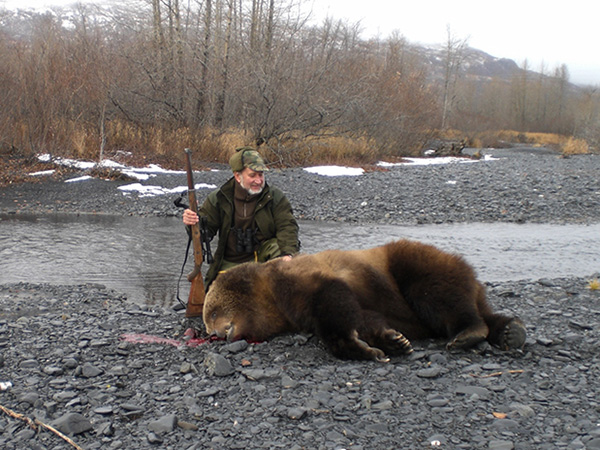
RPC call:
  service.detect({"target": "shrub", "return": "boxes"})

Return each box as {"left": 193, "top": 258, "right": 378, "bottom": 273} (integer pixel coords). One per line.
{"left": 561, "top": 137, "right": 589, "bottom": 156}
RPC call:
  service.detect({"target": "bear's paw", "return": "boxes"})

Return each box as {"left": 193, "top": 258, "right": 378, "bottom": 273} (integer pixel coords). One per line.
{"left": 499, "top": 318, "right": 527, "bottom": 350}
{"left": 377, "top": 328, "right": 414, "bottom": 356}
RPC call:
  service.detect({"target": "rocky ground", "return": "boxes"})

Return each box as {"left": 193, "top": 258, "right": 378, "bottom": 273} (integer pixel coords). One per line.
{"left": 1, "top": 146, "right": 600, "bottom": 449}
{"left": 1, "top": 279, "right": 599, "bottom": 450}
{"left": 1, "top": 147, "right": 599, "bottom": 225}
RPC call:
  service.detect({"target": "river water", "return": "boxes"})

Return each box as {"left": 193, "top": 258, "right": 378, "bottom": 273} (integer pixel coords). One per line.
{"left": 1, "top": 214, "right": 598, "bottom": 307}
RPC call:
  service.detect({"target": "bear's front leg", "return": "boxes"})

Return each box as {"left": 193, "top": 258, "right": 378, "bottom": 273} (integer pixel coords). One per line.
{"left": 325, "top": 330, "right": 390, "bottom": 362}
{"left": 374, "top": 328, "right": 414, "bottom": 356}
{"left": 309, "top": 279, "right": 391, "bottom": 361}
{"left": 357, "top": 311, "right": 414, "bottom": 357}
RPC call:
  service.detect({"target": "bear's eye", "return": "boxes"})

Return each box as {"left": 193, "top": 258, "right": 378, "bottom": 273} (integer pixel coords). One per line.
{"left": 211, "top": 311, "right": 217, "bottom": 320}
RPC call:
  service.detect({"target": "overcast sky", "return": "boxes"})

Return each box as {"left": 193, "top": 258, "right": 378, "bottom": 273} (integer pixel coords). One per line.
{"left": 308, "top": 0, "right": 598, "bottom": 86}
{"left": 3, "top": 0, "right": 597, "bottom": 86}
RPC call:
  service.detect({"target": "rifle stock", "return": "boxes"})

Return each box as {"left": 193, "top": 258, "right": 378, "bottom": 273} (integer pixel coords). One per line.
{"left": 184, "top": 148, "right": 206, "bottom": 318}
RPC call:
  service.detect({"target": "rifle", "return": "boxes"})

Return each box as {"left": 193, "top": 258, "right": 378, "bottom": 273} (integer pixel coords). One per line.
{"left": 183, "top": 148, "right": 213, "bottom": 318}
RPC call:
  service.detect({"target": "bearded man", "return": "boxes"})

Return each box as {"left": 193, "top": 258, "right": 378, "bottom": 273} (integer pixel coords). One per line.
{"left": 182, "top": 146, "right": 300, "bottom": 289}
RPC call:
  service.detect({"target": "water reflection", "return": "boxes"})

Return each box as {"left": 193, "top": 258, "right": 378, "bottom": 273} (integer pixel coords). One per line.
{"left": 300, "top": 221, "right": 600, "bottom": 282}
{"left": 0, "top": 214, "right": 186, "bottom": 307}
{"left": 1, "top": 214, "right": 598, "bottom": 307}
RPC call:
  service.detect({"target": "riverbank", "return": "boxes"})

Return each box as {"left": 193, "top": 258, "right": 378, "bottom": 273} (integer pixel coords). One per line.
{"left": 1, "top": 147, "right": 600, "bottom": 225}
{"left": 1, "top": 147, "right": 600, "bottom": 449}
{"left": 1, "top": 278, "right": 599, "bottom": 450}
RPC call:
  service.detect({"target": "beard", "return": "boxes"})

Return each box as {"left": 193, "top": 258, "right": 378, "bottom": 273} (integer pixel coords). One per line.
{"left": 239, "top": 177, "right": 264, "bottom": 196}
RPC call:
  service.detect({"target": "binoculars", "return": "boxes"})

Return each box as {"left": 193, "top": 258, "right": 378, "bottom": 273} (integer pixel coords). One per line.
{"left": 234, "top": 227, "right": 256, "bottom": 254}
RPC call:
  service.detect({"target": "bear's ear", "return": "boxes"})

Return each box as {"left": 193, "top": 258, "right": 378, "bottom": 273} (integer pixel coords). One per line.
{"left": 218, "top": 263, "right": 260, "bottom": 292}
{"left": 208, "top": 269, "right": 257, "bottom": 308}
{"left": 229, "top": 277, "right": 253, "bottom": 294}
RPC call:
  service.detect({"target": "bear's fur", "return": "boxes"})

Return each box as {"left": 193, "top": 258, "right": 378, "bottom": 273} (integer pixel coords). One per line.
{"left": 202, "top": 240, "right": 526, "bottom": 361}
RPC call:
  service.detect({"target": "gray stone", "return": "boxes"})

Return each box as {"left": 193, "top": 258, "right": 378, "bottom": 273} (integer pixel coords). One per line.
{"left": 20, "top": 359, "right": 38, "bottom": 369}
{"left": 51, "top": 412, "right": 93, "bottom": 435}
{"left": 180, "top": 362, "right": 194, "bottom": 374}
{"left": 488, "top": 440, "right": 514, "bottom": 450}
{"left": 43, "top": 365, "right": 63, "bottom": 376}
{"left": 148, "top": 414, "right": 178, "bottom": 434}
{"left": 455, "top": 385, "right": 490, "bottom": 399}
{"left": 18, "top": 392, "right": 39, "bottom": 406}
{"left": 585, "top": 438, "right": 600, "bottom": 449}
{"left": 224, "top": 340, "right": 249, "bottom": 353}
{"left": 94, "top": 406, "right": 114, "bottom": 415}
{"left": 204, "top": 353, "right": 235, "bottom": 377}
{"left": 416, "top": 367, "right": 442, "bottom": 378}
{"left": 242, "top": 368, "right": 280, "bottom": 381}
{"left": 371, "top": 400, "right": 394, "bottom": 410}
{"left": 81, "top": 362, "right": 103, "bottom": 378}
{"left": 287, "top": 407, "right": 308, "bottom": 420}
{"left": 509, "top": 402, "right": 535, "bottom": 418}
{"left": 491, "top": 419, "right": 521, "bottom": 432}
{"left": 147, "top": 431, "right": 164, "bottom": 444}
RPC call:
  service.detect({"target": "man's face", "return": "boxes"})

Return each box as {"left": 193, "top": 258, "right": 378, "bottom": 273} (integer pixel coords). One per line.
{"left": 235, "top": 168, "right": 265, "bottom": 195}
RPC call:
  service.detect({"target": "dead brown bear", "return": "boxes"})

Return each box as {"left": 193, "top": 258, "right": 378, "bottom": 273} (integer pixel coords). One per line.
{"left": 202, "top": 240, "right": 526, "bottom": 361}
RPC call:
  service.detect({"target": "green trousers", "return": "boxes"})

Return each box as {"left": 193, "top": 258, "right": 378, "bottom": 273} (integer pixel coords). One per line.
{"left": 218, "top": 237, "right": 282, "bottom": 274}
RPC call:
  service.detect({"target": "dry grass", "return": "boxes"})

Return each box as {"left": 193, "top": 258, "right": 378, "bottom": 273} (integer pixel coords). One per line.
{"left": 459, "top": 130, "right": 591, "bottom": 155}
{"left": 561, "top": 137, "right": 589, "bottom": 156}
{"left": 3, "top": 118, "right": 594, "bottom": 185}
{"left": 0, "top": 150, "right": 77, "bottom": 187}
{"left": 268, "top": 136, "right": 378, "bottom": 168}
{"left": 438, "top": 129, "right": 466, "bottom": 141}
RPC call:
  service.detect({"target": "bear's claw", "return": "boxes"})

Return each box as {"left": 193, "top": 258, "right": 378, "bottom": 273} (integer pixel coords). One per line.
{"left": 380, "top": 329, "right": 414, "bottom": 355}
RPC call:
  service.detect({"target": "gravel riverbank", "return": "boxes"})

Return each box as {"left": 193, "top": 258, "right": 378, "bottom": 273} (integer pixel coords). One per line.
{"left": 1, "top": 147, "right": 600, "bottom": 225}
{"left": 1, "top": 147, "right": 600, "bottom": 449}
{"left": 1, "top": 278, "right": 599, "bottom": 450}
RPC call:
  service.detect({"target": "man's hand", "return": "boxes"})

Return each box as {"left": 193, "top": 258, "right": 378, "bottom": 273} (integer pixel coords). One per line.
{"left": 183, "top": 209, "right": 199, "bottom": 226}
{"left": 280, "top": 255, "right": 293, "bottom": 262}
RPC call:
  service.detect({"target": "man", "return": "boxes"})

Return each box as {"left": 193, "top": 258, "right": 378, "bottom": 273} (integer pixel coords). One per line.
{"left": 183, "top": 146, "right": 300, "bottom": 289}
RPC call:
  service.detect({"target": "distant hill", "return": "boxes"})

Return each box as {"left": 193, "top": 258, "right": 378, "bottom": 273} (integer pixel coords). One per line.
{"left": 0, "top": 2, "right": 575, "bottom": 89}
{"left": 420, "top": 45, "right": 520, "bottom": 80}
{"left": 414, "top": 43, "right": 577, "bottom": 90}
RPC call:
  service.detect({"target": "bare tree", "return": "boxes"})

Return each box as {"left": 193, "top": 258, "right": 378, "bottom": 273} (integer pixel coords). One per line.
{"left": 214, "top": 0, "right": 234, "bottom": 129}
{"left": 553, "top": 64, "right": 570, "bottom": 133}
{"left": 1, "top": 0, "right": 594, "bottom": 163}
{"left": 573, "top": 86, "right": 600, "bottom": 150}
{"left": 195, "top": 0, "right": 213, "bottom": 125}
{"left": 511, "top": 59, "right": 529, "bottom": 130}
{"left": 441, "top": 26, "right": 468, "bottom": 130}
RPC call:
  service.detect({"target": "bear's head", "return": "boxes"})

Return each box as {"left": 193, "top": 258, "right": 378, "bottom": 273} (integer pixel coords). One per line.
{"left": 202, "top": 262, "right": 291, "bottom": 342}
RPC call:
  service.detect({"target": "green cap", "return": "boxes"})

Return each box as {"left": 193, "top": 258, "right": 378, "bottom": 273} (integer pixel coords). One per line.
{"left": 229, "top": 147, "right": 269, "bottom": 172}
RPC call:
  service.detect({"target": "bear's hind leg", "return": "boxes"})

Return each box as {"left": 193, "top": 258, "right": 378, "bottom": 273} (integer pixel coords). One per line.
{"left": 486, "top": 316, "right": 526, "bottom": 350}
{"left": 336, "top": 330, "right": 390, "bottom": 362}
{"left": 374, "top": 328, "right": 414, "bottom": 356}
{"left": 357, "top": 311, "right": 413, "bottom": 356}
{"left": 446, "top": 320, "right": 489, "bottom": 350}
{"left": 476, "top": 284, "right": 526, "bottom": 350}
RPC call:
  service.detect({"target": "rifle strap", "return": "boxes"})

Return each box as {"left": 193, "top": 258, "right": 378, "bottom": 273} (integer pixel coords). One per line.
{"left": 174, "top": 193, "right": 193, "bottom": 310}
{"left": 175, "top": 233, "right": 192, "bottom": 310}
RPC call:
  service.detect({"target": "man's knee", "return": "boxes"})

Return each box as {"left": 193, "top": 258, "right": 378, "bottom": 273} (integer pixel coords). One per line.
{"left": 256, "top": 238, "right": 281, "bottom": 262}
